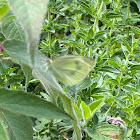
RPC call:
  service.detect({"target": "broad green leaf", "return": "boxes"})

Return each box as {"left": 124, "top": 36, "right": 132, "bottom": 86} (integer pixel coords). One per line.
{"left": 4, "top": 40, "right": 30, "bottom": 65}
{"left": 86, "top": 123, "right": 120, "bottom": 140}
{"left": 89, "top": 99, "right": 105, "bottom": 116}
{"left": 7, "top": 0, "right": 49, "bottom": 64}
{"left": 80, "top": 101, "right": 91, "bottom": 122}
{"left": 0, "top": 119, "right": 9, "bottom": 140}
{"left": 0, "top": 109, "right": 33, "bottom": 140}
{"left": 1, "top": 16, "right": 25, "bottom": 41}
{"left": 0, "top": 88, "right": 71, "bottom": 119}
{"left": 0, "top": 3, "right": 9, "bottom": 21}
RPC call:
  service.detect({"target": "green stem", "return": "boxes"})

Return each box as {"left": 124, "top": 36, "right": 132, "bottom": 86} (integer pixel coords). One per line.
{"left": 48, "top": 8, "right": 52, "bottom": 57}
{"left": 127, "top": 0, "right": 130, "bottom": 37}
{"left": 109, "top": 19, "right": 115, "bottom": 37}
{"left": 93, "top": 1, "right": 104, "bottom": 33}
{"left": 89, "top": 47, "right": 92, "bottom": 58}
{"left": 105, "top": 72, "right": 123, "bottom": 115}
{"left": 127, "top": 0, "right": 130, "bottom": 18}
{"left": 61, "top": 94, "right": 82, "bottom": 140}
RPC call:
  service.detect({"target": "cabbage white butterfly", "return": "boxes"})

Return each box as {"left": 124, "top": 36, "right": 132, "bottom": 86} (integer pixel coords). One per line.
{"left": 44, "top": 55, "right": 96, "bottom": 86}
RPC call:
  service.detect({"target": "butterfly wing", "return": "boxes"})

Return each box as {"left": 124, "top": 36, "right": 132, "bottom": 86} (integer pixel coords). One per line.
{"left": 49, "top": 55, "right": 96, "bottom": 86}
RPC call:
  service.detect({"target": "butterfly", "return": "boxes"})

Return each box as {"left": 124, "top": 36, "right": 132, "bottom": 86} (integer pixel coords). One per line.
{"left": 43, "top": 55, "right": 96, "bottom": 86}
{"left": 106, "top": 116, "right": 126, "bottom": 129}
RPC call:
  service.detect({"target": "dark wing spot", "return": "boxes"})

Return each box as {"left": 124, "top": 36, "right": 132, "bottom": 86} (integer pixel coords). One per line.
{"left": 70, "top": 71, "right": 75, "bottom": 75}
{"left": 75, "top": 60, "right": 80, "bottom": 65}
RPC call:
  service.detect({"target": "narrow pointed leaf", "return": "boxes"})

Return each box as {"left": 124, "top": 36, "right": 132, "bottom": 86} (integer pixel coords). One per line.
{"left": 77, "top": 0, "right": 92, "bottom": 16}
{"left": 73, "top": 104, "right": 82, "bottom": 120}
{"left": 0, "top": 3, "right": 9, "bottom": 21}
{"left": 80, "top": 101, "right": 91, "bottom": 122}
{"left": 89, "top": 99, "right": 105, "bottom": 116}
{"left": 131, "top": 26, "right": 140, "bottom": 34}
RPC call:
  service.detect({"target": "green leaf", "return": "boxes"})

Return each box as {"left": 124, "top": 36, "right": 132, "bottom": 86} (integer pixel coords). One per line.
{"left": 107, "top": 59, "right": 120, "bottom": 69}
{"left": 94, "top": 30, "right": 109, "bottom": 40}
{"left": 122, "top": 78, "right": 133, "bottom": 85}
{"left": 122, "top": 39, "right": 131, "bottom": 52}
{"left": 0, "top": 88, "right": 71, "bottom": 119}
{"left": 91, "top": 87, "right": 109, "bottom": 94}
{"left": 130, "top": 65, "right": 140, "bottom": 71}
{"left": 77, "top": 0, "right": 92, "bottom": 16}
{"left": 0, "top": 3, "right": 9, "bottom": 21}
{"left": 80, "top": 101, "right": 91, "bottom": 122}
{"left": 131, "top": 26, "right": 140, "bottom": 34}
{"left": 134, "top": 0, "right": 140, "bottom": 11}
{"left": 0, "top": 109, "right": 33, "bottom": 140}
{"left": 4, "top": 40, "right": 30, "bottom": 65}
{"left": 0, "top": 119, "right": 9, "bottom": 140}
{"left": 99, "top": 66, "right": 120, "bottom": 74}
{"left": 73, "top": 104, "right": 82, "bottom": 120}
{"left": 134, "top": 105, "right": 140, "bottom": 119}
{"left": 1, "top": 16, "right": 26, "bottom": 41}
{"left": 89, "top": 99, "right": 105, "bottom": 116}
{"left": 7, "top": 0, "right": 49, "bottom": 64}
{"left": 76, "top": 77, "right": 93, "bottom": 91}
{"left": 114, "top": 98, "right": 126, "bottom": 108}
{"left": 106, "top": 13, "right": 123, "bottom": 18}
{"left": 86, "top": 123, "right": 120, "bottom": 140}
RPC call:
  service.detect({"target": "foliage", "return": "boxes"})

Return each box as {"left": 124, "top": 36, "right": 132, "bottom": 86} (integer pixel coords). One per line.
{"left": 0, "top": 0, "right": 140, "bottom": 139}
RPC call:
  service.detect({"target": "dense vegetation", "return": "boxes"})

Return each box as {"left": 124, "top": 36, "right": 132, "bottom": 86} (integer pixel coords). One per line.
{"left": 0, "top": 0, "right": 140, "bottom": 139}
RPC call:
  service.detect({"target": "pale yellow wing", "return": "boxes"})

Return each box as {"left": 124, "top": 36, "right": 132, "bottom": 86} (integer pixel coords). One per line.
{"left": 49, "top": 55, "right": 96, "bottom": 86}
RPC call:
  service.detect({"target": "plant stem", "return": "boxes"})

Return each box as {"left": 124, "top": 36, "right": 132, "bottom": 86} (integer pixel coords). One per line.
{"left": 93, "top": 1, "right": 104, "bottom": 33}
{"left": 48, "top": 8, "right": 52, "bottom": 57}
{"left": 127, "top": 0, "right": 130, "bottom": 18}
{"left": 0, "top": 57, "right": 11, "bottom": 61}
{"left": 109, "top": 19, "right": 115, "bottom": 37}
{"left": 61, "top": 94, "right": 82, "bottom": 140}
{"left": 127, "top": 0, "right": 130, "bottom": 38}
{"left": 105, "top": 71, "right": 123, "bottom": 115}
